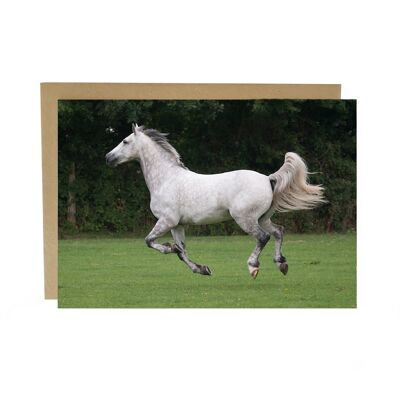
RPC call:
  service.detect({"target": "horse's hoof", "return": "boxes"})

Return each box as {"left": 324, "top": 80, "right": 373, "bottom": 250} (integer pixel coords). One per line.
{"left": 202, "top": 266, "right": 212, "bottom": 276}
{"left": 279, "top": 262, "right": 288, "bottom": 275}
{"left": 250, "top": 268, "right": 259, "bottom": 279}
{"left": 200, "top": 265, "right": 212, "bottom": 276}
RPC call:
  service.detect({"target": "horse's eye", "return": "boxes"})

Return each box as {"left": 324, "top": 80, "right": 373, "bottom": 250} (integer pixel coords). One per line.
{"left": 123, "top": 140, "right": 128, "bottom": 145}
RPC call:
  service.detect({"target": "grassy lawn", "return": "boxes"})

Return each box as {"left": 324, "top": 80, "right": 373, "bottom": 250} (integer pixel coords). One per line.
{"left": 58, "top": 233, "right": 356, "bottom": 308}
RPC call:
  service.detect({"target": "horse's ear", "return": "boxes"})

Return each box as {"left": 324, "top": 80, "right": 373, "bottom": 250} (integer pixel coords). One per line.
{"left": 132, "top": 123, "right": 140, "bottom": 134}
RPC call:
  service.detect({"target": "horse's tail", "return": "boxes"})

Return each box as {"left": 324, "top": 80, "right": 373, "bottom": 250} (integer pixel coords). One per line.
{"left": 268, "top": 152, "right": 327, "bottom": 213}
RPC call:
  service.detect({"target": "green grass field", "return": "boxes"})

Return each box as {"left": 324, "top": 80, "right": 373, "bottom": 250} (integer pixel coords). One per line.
{"left": 58, "top": 233, "right": 356, "bottom": 308}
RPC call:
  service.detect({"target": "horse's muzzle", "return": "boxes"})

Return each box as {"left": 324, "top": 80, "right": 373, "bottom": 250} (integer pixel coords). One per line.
{"left": 105, "top": 153, "right": 118, "bottom": 167}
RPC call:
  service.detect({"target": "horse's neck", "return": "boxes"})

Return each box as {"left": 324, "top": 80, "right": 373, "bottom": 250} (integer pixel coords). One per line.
{"left": 138, "top": 144, "right": 177, "bottom": 194}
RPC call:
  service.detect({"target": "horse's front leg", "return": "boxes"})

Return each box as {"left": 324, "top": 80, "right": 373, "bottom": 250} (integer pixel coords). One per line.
{"left": 145, "top": 219, "right": 178, "bottom": 254}
{"left": 171, "top": 225, "right": 212, "bottom": 276}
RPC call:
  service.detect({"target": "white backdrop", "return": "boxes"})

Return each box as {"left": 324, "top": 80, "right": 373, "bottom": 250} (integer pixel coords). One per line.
{"left": 1, "top": 1, "right": 399, "bottom": 399}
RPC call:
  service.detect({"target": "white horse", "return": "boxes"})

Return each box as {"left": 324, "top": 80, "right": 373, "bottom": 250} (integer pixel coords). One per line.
{"left": 106, "top": 124, "right": 326, "bottom": 278}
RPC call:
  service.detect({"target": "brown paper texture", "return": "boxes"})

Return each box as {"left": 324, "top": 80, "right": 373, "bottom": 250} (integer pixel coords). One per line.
{"left": 41, "top": 83, "right": 341, "bottom": 299}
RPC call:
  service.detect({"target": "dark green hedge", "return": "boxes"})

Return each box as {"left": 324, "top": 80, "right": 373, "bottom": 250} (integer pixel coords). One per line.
{"left": 58, "top": 99, "right": 356, "bottom": 236}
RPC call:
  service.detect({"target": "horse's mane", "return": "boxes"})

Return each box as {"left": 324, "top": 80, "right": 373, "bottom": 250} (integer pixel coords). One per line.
{"left": 140, "top": 127, "right": 187, "bottom": 169}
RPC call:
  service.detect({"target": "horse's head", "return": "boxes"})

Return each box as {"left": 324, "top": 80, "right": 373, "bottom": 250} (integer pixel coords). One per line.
{"left": 105, "top": 124, "right": 142, "bottom": 167}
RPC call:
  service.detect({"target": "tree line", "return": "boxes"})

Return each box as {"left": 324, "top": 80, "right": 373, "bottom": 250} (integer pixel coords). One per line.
{"left": 58, "top": 99, "right": 356, "bottom": 236}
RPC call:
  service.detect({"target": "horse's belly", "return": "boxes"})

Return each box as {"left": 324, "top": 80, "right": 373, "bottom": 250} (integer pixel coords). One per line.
{"left": 180, "top": 208, "right": 231, "bottom": 225}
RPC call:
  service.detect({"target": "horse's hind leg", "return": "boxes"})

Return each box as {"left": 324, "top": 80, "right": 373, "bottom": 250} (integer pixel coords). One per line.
{"left": 232, "top": 216, "right": 270, "bottom": 279}
{"left": 259, "top": 216, "right": 288, "bottom": 275}
{"left": 171, "top": 225, "right": 211, "bottom": 276}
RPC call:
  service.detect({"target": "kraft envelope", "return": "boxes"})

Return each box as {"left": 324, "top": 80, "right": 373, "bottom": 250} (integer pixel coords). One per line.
{"left": 41, "top": 83, "right": 341, "bottom": 299}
